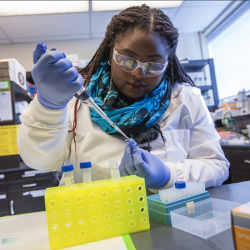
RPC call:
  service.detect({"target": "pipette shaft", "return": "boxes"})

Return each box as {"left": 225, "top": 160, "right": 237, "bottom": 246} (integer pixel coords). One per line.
{"left": 75, "top": 86, "right": 129, "bottom": 140}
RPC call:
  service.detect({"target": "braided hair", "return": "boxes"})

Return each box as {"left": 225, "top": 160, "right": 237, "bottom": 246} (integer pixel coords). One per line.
{"left": 69, "top": 4, "right": 195, "bottom": 154}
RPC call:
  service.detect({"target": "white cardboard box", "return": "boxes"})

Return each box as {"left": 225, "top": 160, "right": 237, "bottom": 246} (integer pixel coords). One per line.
{"left": 0, "top": 59, "right": 26, "bottom": 90}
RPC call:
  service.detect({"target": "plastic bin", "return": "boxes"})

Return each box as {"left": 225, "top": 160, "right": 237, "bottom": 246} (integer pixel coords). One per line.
{"left": 170, "top": 198, "right": 242, "bottom": 239}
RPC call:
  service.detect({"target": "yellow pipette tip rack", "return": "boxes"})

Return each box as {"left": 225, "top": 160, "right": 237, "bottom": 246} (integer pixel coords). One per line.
{"left": 45, "top": 175, "right": 150, "bottom": 250}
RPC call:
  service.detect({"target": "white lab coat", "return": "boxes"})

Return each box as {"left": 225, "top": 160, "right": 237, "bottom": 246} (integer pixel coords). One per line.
{"left": 17, "top": 83, "right": 229, "bottom": 192}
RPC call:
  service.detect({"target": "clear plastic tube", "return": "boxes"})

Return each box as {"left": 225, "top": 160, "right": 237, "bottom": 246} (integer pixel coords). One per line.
{"left": 109, "top": 159, "right": 120, "bottom": 180}
{"left": 61, "top": 164, "right": 74, "bottom": 188}
{"left": 64, "top": 171, "right": 74, "bottom": 187}
{"left": 80, "top": 162, "right": 92, "bottom": 184}
{"left": 81, "top": 168, "right": 92, "bottom": 184}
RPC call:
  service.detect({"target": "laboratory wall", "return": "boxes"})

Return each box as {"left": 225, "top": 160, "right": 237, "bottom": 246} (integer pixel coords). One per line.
{"left": 0, "top": 32, "right": 202, "bottom": 71}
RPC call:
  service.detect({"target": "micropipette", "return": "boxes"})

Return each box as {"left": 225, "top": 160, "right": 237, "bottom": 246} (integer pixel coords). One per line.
{"left": 74, "top": 86, "right": 129, "bottom": 141}
{"left": 49, "top": 48, "right": 129, "bottom": 140}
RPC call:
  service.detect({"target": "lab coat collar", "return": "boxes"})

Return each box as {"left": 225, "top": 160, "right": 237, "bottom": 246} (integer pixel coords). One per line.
{"left": 171, "top": 82, "right": 187, "bottom": 99}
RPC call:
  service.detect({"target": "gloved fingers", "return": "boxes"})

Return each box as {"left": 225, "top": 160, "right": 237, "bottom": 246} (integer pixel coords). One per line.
{"left": 123, "top": 141, "right": 137, "bottom": 175}
{"left": 119, "top": 157, "right": 130, "bottom": 176}
{"left": 53, "top": 58, "right": 73, "bottom": 72}
{"left": 61, "top": 67, "right": 79, "bottom": 82}
{"left": 133, "top": 148, "right": 151, "bottom": 177}
{"left": 33, "top": 42, "right": 47, "bottom": 64}
{"left": 71, "top": 74, "right": 84, "bottom": 92}
{"left": 39, "top": 50, "right": 66, "bottom": 64}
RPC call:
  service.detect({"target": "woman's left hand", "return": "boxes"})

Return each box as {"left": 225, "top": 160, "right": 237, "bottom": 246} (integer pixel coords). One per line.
{"left": 119, "top": 139, "right": 170, "bottom": 189}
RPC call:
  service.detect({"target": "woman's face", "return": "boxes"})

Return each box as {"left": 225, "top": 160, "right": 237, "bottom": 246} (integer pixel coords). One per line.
{"left": 111, "top": 28, "right": 169, "bottom": 104}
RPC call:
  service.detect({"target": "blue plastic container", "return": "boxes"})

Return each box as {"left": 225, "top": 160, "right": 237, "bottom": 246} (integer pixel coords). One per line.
{"left": 147, "top": 191, "right": 210, "bottom": 226}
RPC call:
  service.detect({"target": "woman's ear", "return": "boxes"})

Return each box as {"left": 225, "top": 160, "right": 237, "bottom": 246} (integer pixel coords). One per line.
{"left": 109, "top": 48, "right": 113, "bottom": 62}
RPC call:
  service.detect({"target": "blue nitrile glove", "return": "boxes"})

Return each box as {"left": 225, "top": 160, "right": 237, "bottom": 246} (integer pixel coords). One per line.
{"left": 31, "top": 42, "right": 83, "bottom": 109}
{"left": 119, "top": 139, "right": 170, "bottom": 189}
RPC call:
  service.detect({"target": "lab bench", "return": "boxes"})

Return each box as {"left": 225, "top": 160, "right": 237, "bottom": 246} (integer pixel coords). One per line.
{"left": 131, "top": 181, "right": 250, "bottom": 250}
{"left": 0, "top": 162, "right": 59, "bottom": 217}
{"left": 1, "top": 181, "right": 249, "bottom": 250}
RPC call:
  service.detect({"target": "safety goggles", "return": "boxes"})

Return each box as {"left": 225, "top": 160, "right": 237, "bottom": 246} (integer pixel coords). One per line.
{"left": 113, "top": 48, "right": 168, "bottom": 77}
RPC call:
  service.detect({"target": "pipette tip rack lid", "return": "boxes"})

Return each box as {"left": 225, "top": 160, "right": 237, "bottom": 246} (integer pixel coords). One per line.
{"left": 61, "top": 164, "right": 74, "bottom": 172}
{"left": 80, "top": 162, "right": 92, "bottom": 169}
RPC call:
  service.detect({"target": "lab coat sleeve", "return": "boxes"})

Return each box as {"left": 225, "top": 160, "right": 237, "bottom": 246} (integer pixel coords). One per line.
{"left": 150, "top": 91, "right": 229, "bottom": 192}
{"left": 17, "top": 96, "right": 73, "bottom": 171}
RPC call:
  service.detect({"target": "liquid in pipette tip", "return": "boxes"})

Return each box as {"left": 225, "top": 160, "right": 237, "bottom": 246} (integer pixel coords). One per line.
{"left": 110, "top": 122, "right": 130, "bottom": 141}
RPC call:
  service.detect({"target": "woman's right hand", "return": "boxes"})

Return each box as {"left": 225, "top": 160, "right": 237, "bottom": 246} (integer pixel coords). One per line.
{"left": 31, "top": 42, "right": 83, "bottom": 109}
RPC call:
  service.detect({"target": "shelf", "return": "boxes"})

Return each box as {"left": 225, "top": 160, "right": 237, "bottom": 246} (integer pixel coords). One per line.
{"left": 197, "top": 85, "right": 213, "bottom": 92}
{"left": 181, "top": 59, "right": 209, "bottom": 72}
{"left": 12, "top": 81, "right": 33, "bottom": 102}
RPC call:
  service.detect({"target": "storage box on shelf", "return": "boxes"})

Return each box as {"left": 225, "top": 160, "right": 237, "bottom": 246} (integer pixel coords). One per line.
{"left": 0, "top": 80, "right": 33, "bottom": 170}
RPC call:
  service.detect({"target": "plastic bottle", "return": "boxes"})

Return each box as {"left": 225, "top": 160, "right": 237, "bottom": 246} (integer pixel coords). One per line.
{"left": 80, "top": 162, "right": 92, "bottom": 184}
{"left": 109, "top": 159, "right": 120, "bottom": 180}
{"left": 62, "top": 164, "right": 74, "bottom": 187}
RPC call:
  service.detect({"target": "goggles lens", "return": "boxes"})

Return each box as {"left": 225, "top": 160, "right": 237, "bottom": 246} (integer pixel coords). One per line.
{"left": 113, "top": 48, "right": 167, "bottom": 76}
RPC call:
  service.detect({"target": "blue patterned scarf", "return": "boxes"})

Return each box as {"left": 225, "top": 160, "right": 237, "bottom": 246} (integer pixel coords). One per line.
{"left": 87, "top": 61, "right": 171, "bottom": 148}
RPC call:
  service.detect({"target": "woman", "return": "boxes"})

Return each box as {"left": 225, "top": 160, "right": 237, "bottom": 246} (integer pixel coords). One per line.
{"left": 17, "top": 4, "right": 229, "bottom": 192}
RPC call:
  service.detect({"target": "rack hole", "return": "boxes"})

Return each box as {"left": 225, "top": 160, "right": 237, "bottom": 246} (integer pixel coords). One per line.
{"left": 52, "top": 236, "right": 59, "bottom": 243}
{"left": 129, "top": 220, "right": 136, "bottom": 227}
{"left": 64, "top": 209, "right": 70, "bottom": 216}
{"left": 141, "top": 207, "right": 145, "bottom": 213}
{"left": 102, "top": 191, "right": 108, "bottom": 198}
{"left": 115, "top": 200, "right": 121, "bottom": 207}
{"left": 66, "top": 233, "right": 73, "bottom": 241}
{"left": 103, "top": 202, "right": 109, "bottom": 209}
{"left": 138, "top": 185, "right": 143, "bottom": 191}
{"left": 90, "top": 205, "right": 96, "bottom": 212}
{"left": 63, "top": 198, "right": 69, "bottom": 205}
{"left": 127, "top": 198, "right": 133, "bottom": 205}
{"left": 66, "top": 222, "right": 71, "bottom": 227}
{"left": 114, "top": 189, "right": 120, "bottom": 196}
{"left": 126, "top": 187, "right": 132, "bottom": 194}
{"left": 52, "top": 224, "right": 58, "bottom": 230}
{"left": 104, "top": 214, "right": 110, "bottom": 221}
{"left": 93, "top": 228, "right": 99, "bottom": 235}
{"left": 92, "top": 216, "right": 98, "bottom": 223}
{"left": 116, "top": 211, "right": 122, "bottom": 218}
{"left": 78, "top": 207, "right": 84, "bottom": 213}
{"left": 128, "top": 209, "right": 134, "bottom": 216}
{"left": 89, "top": 193, "right": 95, "bottom": 200}
{"left": 49, "top": 200, "right": 56, "bottom": 207}
{"left": 51, "top": 212, "right": 57, "bottom": 219}
{"left": 141, "top": 217, "right": 147, "bottom": 225}
{"left": 76, "top": 195, "right": 82, "bottom": 203}
{"left": 139, "top": 196, "right": 144, "bottom": 202}
{"left": 105, "top": 225, "right": 112, "bottom": 232}
{"left": 80, "top": 230, "right": 86, "bottom": 238}
{"left": 79, "top": 219, "right": 85, "bottom": 225}
{"left": 117, "top": 222, "right": 124, "bottom": 230}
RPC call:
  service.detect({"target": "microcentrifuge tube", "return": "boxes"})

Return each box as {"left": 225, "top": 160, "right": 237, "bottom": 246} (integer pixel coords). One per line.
{"left": 80, "top": 162, "right": 92, "bottom": 184}
{"left": 61, "top": 164, "right": 74, "bottom": 187}
{"left": 109, "top": 159, "right": 120, "bottom": 180}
